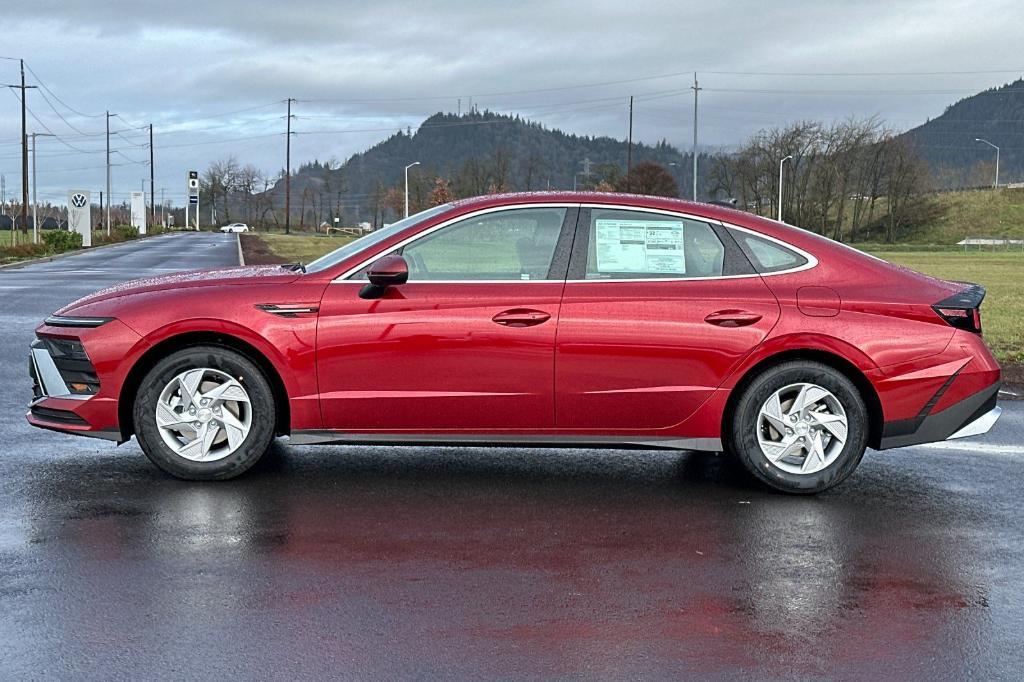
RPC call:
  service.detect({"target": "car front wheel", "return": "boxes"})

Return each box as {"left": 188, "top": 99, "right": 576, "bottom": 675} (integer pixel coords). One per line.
{"left": 728, "top": 361, "right": 868, "bottom": 494}
{"left": 133, "top": 346, "right": 276, "bottom": 480}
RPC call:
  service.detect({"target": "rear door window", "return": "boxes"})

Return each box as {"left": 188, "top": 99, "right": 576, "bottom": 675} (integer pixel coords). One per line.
{"left": 581, "top": 209, "right": 725, "bottom": 279}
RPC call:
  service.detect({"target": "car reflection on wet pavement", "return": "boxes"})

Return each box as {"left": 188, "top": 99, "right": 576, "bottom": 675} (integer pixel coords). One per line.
{"left": 3, "top": 434, "right": 1023, "bottom": 678}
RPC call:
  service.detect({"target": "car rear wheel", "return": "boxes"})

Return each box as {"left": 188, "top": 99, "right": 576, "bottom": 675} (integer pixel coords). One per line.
{"left": 133, "top": 346, "right": 276, "bottom": 480}
{"left": 728, "top": 361, "right": 868, "bottom": 494}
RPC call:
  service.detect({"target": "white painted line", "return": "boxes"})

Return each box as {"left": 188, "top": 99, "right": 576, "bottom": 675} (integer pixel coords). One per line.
{"left": 910, "top": 441, "right": 1024, "bottom": 456}
{"left": 999, "top": 389, "right": 1021, "bottom": 399}
{"left": 237, "top": 233, "right": 245, "bottom": 266}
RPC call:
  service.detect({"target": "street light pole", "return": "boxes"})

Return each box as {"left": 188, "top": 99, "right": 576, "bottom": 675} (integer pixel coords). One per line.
{"left": 404, "top": 161, "right": 420, "bottom": 218}
{"left": 778, "top": 155, "right": 793, "bottom": 222}
{"left": 975, "top": 138, "right": 1000, "bottom": 188}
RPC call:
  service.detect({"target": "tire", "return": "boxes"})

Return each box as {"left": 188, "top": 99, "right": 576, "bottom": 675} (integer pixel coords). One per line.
{"left": 727, "top": 361, "right": 868, "bottom": 494}
{"left": 133, "top": 345, "right": 276, "bottom": 480}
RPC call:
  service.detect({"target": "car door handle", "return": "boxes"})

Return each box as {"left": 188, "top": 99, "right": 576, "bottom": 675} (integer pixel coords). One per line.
{"left": 492, "top": 309, "right": 552, "bottom": 328}
{"left": 704, "top": 309, "right": 763, "bottom": 327}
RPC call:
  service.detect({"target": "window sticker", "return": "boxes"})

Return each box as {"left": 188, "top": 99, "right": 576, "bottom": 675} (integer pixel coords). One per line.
{"left": 594, "top": 219, "right": 686, "bottom": 273}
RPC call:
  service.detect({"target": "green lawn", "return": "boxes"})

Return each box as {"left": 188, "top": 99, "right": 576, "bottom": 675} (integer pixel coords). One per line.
{"left": 257, "top": 233, "right": 354, "bottom": 264}
{"left": 869, "top": 251, "right": 1023, "bottom": 364}
{"left": 0, "top": 231, "right": 27, "bottom": 246}
{"left": 918, "top": 188, "right": 1024, "bottom": 243}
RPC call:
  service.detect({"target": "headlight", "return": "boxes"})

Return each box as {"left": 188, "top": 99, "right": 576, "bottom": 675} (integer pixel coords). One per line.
{"left": 44, "top": 315, "right": 113, "bottom": 328}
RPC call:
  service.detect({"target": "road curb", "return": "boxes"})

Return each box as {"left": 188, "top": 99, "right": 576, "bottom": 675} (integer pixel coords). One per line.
{"left": 237, "top": 233, "right": 245, "bottom": 266}
{"left": 0, "top": 232, "right": 166, "bottom": 271}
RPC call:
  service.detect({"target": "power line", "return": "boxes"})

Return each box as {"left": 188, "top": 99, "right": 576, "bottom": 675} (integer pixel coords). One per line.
{"left": 704, "top": 87, "right": 1024, "bottom": 95}
{"left": 703, "top": 68, "right": 1024, "bottom": 77}
{"left": 22, "top": 62, "right": 104, "bottom": 117}
{"left": 297, "top": 72, "right": 699, "bottom": 104}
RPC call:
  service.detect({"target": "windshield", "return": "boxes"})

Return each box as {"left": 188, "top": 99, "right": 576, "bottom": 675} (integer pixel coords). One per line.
{"left": 304, "top": 203, "right": 453, "bottom": 274}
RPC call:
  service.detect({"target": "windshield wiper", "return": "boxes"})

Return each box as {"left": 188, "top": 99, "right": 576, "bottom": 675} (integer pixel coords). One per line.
{"left": 282, "top": 262, "right": 306, "bottom": 273}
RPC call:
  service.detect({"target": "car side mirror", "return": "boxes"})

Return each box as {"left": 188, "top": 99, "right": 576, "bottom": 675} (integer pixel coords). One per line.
{"left": 359, "top": 254, "right": 409, "bottom": 299}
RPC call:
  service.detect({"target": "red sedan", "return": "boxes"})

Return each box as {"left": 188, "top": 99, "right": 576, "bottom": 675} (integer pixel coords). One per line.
{"left": 27, "top": 193, "right": 1001, "bottom": 493}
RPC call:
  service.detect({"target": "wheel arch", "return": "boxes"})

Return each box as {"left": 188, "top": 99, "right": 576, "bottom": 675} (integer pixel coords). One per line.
{"left": 723, "top": 348, "right": 884, "bottom": 449}
{"left": 118, "top": 331, "right": 291, "bottom": 439}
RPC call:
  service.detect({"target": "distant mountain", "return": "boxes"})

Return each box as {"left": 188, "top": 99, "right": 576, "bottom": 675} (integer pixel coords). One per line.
{"left": 266, "top": 110, "right": 698, "bottom": 225}
{"left": 904, "top": 78, "right": 1024, "bottom": 187}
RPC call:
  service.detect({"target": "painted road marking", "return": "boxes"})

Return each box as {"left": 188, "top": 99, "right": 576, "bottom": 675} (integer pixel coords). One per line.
{"left": 912, "top": 441, "right": 1024, "bottom": 456}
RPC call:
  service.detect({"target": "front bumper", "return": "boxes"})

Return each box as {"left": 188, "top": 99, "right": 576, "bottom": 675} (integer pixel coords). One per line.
{"left": 26, "top": 320, "right": 144, "bottom": 442}
{"left": 878, "top": 382, "right": 1000, "bottom": 449}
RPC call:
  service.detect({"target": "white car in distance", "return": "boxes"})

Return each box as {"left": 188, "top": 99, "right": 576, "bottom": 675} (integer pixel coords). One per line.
{"left": 220, "top": 223, "right": 250, "bottom": 233}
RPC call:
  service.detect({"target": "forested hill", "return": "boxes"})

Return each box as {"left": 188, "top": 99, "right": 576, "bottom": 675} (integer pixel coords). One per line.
{"left": 905, "top": 78, "right": 1024, "bottom": 187}
{"left": 271, "top": 110, "right": 691, "bottom": 223}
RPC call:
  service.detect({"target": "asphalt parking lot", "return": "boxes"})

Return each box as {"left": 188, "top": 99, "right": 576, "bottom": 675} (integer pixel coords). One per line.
{"left": 1, "top": 232, "right": 1022, "bottom": 678}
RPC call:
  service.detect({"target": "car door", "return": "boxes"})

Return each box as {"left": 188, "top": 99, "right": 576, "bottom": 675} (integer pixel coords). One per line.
{"left": 316, "top": 205, "right": 577, "bottom": 432}
{"left": 555, "top": 206, "right": 780, "bottom": 431}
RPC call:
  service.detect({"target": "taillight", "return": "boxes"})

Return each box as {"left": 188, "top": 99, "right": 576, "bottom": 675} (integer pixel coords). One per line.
{"left": 932, "top": 283, "right": 985, "bottom": 334}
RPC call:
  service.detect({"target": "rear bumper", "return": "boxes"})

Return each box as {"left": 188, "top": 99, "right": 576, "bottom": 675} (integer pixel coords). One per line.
{"left": 878, "top": 382, "right": 1000, "bottom": 449}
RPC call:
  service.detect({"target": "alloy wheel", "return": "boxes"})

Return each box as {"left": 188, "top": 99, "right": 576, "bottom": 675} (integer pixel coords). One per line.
{"left": 155, "top": 368, "right": 252, "bottom": 462}
{"left": 756, "top": 382, "right": 848, "bottom": 475}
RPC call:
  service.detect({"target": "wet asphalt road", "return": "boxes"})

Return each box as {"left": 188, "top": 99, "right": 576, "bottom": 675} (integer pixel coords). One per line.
{"left": 1, "top": 232, "right": 1023, "bottom": 679}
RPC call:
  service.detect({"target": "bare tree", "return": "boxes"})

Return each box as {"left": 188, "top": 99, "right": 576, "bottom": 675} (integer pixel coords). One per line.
{"left": 201, "top": 156, "right": 241, "bottom": 225}
{"left": 713, "top": 118, "right": 932, "bottom": 242}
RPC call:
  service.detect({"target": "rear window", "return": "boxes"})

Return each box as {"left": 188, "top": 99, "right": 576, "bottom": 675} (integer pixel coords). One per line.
{"left": 736, "top": 232, "right": 808, "bottom": 273}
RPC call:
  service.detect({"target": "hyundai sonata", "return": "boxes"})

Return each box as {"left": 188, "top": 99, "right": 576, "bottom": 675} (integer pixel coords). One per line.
{"left": 28, "top": 193, "right": 1001, "bottom": 493}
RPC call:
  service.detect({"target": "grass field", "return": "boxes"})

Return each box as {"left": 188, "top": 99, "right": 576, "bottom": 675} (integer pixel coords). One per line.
{"left": 0, "top": 231, "right": 27, "bottom": 246}
{"left": 917, "top": 188, "right": 1024, "bottom": 243}
{"left": 255, "top": 233, "right": 354, "bottom": 264}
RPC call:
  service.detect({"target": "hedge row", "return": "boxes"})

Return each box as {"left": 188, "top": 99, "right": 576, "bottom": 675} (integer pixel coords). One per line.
{"left": 0, "top": 226, "right": 142, "bottom": 262}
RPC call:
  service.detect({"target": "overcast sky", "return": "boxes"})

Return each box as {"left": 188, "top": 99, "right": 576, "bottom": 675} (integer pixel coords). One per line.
{"left": 1, "top": 0, "right": 1022, "bottom": 207}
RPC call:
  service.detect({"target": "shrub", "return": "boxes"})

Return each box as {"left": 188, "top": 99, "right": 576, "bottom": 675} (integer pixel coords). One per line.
{"left": 0, "top": 242, "right": 50, "bottom": 260}
{"left": 93, "top": 225, "right": 141, "bottom": 246}
{"left": 42, "top": 229, "right": 83, "bottom": 253}
{"left": 113, "top": 225, "right": 139, "bottom": 240}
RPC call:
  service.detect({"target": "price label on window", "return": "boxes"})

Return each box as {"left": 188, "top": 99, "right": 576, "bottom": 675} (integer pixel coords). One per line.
{"left": 595, "top": 219, "right": 686, "bottom": 273}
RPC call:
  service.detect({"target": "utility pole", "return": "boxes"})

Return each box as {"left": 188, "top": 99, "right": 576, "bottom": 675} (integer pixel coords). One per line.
{"left": 160, "top": 187, "right": 165, "bottom": 227}
{"left": 285, "top": 98, "right": 294, "bottom": 234}
{"left": 691, "top": 72, "right": 701, "bottom": 202}
{"left": 149, "top": 124, "right": 155, "bottom": 225}
{"left": 627, "top": 96, "right": 634, "bottom": 190}
{"left": 20, "top": 60, "right": 29, "bottom": 237}
{"left": 105, "top": 111, "right": 114, "bottom": 234}
{"left": 30, "top": 132, "right": 54, "bottom": 243}
{"left": 2, "top": 60, "right": 38, "bottom": 237}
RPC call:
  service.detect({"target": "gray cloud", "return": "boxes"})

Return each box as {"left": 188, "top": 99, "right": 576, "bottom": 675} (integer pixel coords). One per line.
{"left": 1, "top": 0, "right": 1021, "bottom": 204}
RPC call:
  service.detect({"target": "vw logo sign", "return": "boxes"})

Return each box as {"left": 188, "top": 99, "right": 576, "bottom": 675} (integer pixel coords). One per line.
{"left": 71, "top": 193, "right": 88, "bottom": 208}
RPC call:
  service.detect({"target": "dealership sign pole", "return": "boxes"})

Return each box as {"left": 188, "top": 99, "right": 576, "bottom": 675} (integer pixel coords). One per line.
{"left": 188, "top": 170, "right": 199, "bottom": 230}
{"left": 130, "top": 191, "right": 146, "bottom": 235}
{"left": 67, "top": 190, "right": 92, "bottom": 247}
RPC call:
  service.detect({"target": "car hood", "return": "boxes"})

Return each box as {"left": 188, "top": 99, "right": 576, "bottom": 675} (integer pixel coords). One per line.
{"left": 57, "top": 265, "right": 301, "bottom": 314}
